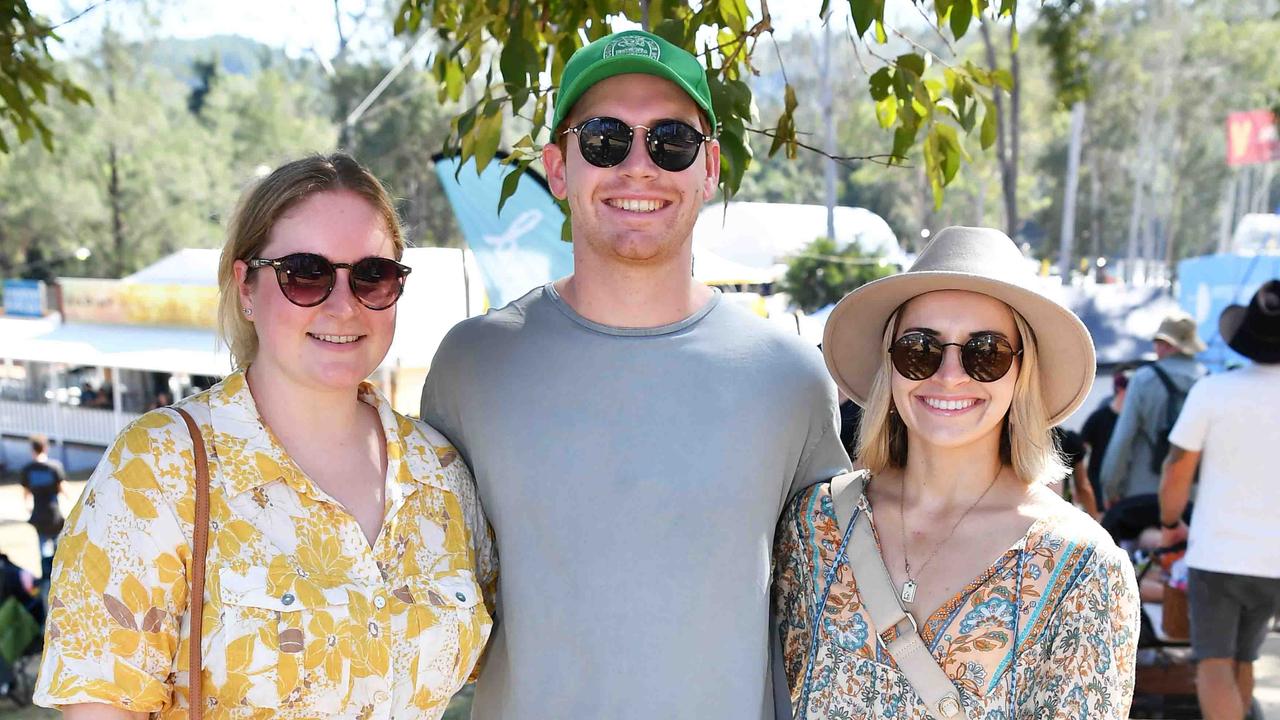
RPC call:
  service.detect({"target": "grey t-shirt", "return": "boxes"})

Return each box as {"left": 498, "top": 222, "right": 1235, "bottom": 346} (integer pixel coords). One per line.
{"left": 420, "top": 284, "right": 850, "bottom": 720}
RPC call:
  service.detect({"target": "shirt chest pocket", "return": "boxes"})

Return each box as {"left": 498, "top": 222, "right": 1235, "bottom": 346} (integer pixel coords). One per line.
{"left": 217, "top": 567, "right": 353, "bottom": 713}
{"left": 403, "top": 570, "right": 492, "bottom": 700}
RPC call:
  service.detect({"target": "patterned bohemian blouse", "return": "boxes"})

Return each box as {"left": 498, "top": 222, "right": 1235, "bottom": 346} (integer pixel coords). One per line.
{"left": 35, "top": 370, "right": 495, "bottom": 719}
{"left": 775, "top": 478, "right": 1139, "bottom": 719}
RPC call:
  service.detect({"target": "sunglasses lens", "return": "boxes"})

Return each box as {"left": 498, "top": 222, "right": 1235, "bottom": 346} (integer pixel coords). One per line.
{"left": 962, "top": 334, "right": 1017, "bottom": 382}
{"left": 351, "top": 257, "right": 407, "bottom": 310}
{"left": 647, "top": 121, "right": 703, "bottom": 171}
{"left": 277, "top": 253, "right": 334, "bottom": 307}
{"left": 578, "top": 118, "right": 633, "bottom": 168}
{"left": 889, "top": 333, "right": 942, "bottom": 381}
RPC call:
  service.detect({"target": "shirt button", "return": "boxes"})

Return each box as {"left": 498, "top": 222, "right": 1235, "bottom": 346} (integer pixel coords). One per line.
{"left": 373, "top": 595, "right": 387, "bottom": 610}
{"left": 280, "top": 592, "right": 295, "bottom": 606}
{"left": 454, "top": 592, "right": 467, "bottom": 603}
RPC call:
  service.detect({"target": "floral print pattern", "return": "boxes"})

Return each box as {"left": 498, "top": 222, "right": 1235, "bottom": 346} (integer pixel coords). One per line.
{"left": 35, "top": 370, "right": 495, "bottom": 719}
{"left": 774, "top": 479, "right": 1138, "bottom": 719}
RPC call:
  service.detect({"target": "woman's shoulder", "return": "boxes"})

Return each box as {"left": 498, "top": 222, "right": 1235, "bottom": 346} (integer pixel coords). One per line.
{"left": 1027, "top": 494, "right": 1135, "bottom": 590}
{"left": 104, "top": 384, "right": 228, "bottom": 488}
{"left": 393, "top": 412, "right": 476, "bottom": 490}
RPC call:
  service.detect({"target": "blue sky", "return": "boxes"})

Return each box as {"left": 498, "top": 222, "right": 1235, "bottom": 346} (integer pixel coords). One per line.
{"left": 33, "top": 0, "right": 834, "bottom": 60}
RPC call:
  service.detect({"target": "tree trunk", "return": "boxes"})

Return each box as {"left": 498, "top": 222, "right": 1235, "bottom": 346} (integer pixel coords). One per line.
{"left": 1089, "top": 150, "right": 1102, "bottom": 264}
{"left": 1058, "top": 101, "right": 1085, "bottom": 281}
{"left": 1125, "top": 169, "right": 1144, "bottom": 284}
{"left": 108, "top": 143, "right": 125, "bottom": 277}
{"left": 1008, "top": 23, "right": 1021, "bottom": 241}
{"left": 103, "top": 25, "right": 126, "bottom": 278}
{"left": 980, "top": 20, "right": 1018, "bottom": 240}
{"left": 821, "top": 12, "right": 836, "bottom": 242}
{"left": 1217, "top": 172, "right": 1236, "bottom": 253}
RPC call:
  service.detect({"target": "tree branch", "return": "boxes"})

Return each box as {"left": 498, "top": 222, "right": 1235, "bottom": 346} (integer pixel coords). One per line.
{"left": 891, "top": 27, "right": 956, "bottom": 71}
{"left": 49, "top": 1, "right": 113, "bottom": 31}
{"left": 911, "top": 2, "right": 957, "bottom": 57}
{"left": 746, "top": 126, "right": 906, "bottom": 168}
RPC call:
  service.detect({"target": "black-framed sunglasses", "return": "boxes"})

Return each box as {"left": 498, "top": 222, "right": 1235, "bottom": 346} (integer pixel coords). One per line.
{"left": 889, "top": 331, "right": 1023, "bottom": 383}
{"left": 246, "top": 253, "right": 411, "bottom": 311}
{"left": 561, "top": 116, "right": 712, "bottom": 172}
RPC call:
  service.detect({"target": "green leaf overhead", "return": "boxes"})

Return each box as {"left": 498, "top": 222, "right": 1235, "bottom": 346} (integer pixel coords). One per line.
{"left": 394, "top": 0, "right": 1026, "bottom": 208}
{"left": 1, "top": 1, "right": 93, "bottom": 153}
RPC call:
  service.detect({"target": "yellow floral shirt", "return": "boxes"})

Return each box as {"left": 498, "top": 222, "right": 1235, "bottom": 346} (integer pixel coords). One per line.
{"left": 35, "top": 370, "right": 495, "bottom": 719}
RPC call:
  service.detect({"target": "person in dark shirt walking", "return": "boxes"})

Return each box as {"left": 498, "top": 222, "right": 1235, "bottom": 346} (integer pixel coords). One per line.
{"left": 18, "top": 435, "right": 66, "bottom": 582}
{"left": 1080, "top": 365, "right": 1133, "bottom": 510}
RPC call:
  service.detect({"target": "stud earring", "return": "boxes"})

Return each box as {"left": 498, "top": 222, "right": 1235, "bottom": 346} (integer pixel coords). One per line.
{"left": 244, "top": 307, "right": 253, "bottom": 317}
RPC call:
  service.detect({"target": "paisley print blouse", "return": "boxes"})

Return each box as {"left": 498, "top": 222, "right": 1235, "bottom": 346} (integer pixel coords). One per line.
{"left": 774, "top": 479, "right": 1139, "bottom": 719}
{"left": 35, "top": 370, "right": 495, "bottom": 719}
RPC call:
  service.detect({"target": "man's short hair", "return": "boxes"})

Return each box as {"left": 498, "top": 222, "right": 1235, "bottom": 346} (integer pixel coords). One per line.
{"left": 30, "top": 434, "right": 48, "bottom": 455}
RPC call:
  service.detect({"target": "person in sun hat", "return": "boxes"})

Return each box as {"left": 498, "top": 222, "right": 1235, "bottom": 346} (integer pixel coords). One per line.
{"left": 1099, "top": 311, "right": 1207, "bottom": 508}
{"left": 774, "top": 226, "right": 1138, "bottom": 718}
{"left": 1158, "top": 280, "right": 1280, "bottom": 720}
{"left": 420, "top": 29, "right": 849, "bottom": 720}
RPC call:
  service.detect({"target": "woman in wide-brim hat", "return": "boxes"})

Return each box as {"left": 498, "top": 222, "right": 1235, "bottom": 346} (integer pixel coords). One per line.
{"left": 773, "top": 226, "right": 1139, "bottom": 719}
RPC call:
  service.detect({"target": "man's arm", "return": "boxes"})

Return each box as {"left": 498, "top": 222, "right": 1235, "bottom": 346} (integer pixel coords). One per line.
{"left": 1159, "top": 444, "right": 1199, "bottom": 528}
{"left": 1071, "top": 459, "right": 1101, "bottom": 519}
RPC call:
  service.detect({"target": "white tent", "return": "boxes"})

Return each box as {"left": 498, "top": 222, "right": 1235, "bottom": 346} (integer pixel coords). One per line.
{"left": 691, "top": 247, "right": 778, "bottom": 286}
{"left": 1, "top": 247, "right": 485, "bottom": 377}
{"left": 693, "top": 202, "right": 903, "bottom": 273}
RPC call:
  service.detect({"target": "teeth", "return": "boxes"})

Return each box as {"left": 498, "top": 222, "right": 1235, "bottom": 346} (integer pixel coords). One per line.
{"left": 924, "top": 397, "right": 977, "bottom": 411}
{"left": 607, "top": 198, "right": 665, "bottom": 213}
{"left": 311, "top": 334, "right": 360, "bottom": 344}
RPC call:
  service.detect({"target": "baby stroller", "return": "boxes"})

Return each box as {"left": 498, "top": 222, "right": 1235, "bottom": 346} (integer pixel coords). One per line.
{"left": 0, "top": 552, "right": 45, "bottom": 707}
{"left": 1128, "top": 542, "right": 1265, "bottom": 720}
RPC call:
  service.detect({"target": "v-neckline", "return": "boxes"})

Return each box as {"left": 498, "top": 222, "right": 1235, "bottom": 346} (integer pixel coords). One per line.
{"left": 827, "top": 482, "right": 1055, "bottom": 644}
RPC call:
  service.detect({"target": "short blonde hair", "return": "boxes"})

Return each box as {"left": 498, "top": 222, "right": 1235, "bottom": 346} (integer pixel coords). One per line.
{"left": 855, "top": 305, "right": 1068, "bottom": 485}
{"left": 217, "top": 153, "right": 404, "bottom": 369}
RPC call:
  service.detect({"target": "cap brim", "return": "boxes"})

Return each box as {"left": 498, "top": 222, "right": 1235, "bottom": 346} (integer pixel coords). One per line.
{"left": 553, "top": 56, "right": 716, "bottom": 133}
{"left": 822, "top": 272, "right": 1096, "bottom": 426}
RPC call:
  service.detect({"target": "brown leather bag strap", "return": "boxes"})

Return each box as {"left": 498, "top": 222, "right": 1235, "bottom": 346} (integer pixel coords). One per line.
{"left": 174, "top": 408, "right": 209, "bottom": 720}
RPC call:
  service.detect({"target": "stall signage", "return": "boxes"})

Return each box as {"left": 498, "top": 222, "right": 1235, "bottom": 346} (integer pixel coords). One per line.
{"left": 2, "top": 279, "right": 47, "bottom": 317}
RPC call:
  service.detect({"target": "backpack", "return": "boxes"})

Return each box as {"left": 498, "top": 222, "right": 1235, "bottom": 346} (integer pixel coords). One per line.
{"left": 1148, "top": 364, "right": 1192, "bottom": 475}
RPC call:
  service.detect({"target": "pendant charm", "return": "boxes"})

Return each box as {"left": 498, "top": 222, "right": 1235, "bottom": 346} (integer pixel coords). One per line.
{"left": 901, "top": 579, "right": 918, "bottom": 604}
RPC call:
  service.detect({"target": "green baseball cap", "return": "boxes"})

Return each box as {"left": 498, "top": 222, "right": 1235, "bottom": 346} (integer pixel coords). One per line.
{"left": 552, "top": 30, "right": 718, "bottom": 135}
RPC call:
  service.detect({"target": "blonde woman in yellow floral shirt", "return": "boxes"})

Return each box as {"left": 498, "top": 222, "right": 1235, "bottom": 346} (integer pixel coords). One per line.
{"left": 35, "top": 154, "right": 495, "bottom": 719}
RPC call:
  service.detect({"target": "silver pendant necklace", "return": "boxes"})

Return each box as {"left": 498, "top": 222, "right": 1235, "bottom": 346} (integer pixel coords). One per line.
{"left": 898, "top": 467, "right": 1003, "bottom": 605}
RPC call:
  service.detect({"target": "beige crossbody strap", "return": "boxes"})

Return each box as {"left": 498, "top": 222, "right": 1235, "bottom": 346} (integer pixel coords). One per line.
{"left": 831, "top": 473, "right": 965, "bottom": 720}
{"left": 175, "top": 408, "right": 210, "bottom": 720}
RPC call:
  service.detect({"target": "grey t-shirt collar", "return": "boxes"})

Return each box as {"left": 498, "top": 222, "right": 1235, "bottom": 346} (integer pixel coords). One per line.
{"left": 544, "top": 282, "right": 721, "bottom": 337}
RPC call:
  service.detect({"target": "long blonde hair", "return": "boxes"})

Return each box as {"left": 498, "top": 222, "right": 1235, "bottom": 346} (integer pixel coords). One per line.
{"left": 855, "top": 304, "right": 1068, "bottom": 485}
{"left": 217, "top": 153, "right": 404, "bottom": 369}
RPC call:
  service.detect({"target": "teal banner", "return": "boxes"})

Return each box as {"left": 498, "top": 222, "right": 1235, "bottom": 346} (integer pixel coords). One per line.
{"left": 433, "top": 156, "right": 573, "bottom": 309}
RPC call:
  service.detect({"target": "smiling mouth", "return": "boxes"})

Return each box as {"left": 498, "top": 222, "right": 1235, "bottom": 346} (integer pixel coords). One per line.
{"left": 605, "top": 198, "right": 669, "bottom": 213}
{"left": 921, "top": 397, "right": 980, "bottom": 412}
{"left": 308, "top": 333, "right": 363, "bottom": 345}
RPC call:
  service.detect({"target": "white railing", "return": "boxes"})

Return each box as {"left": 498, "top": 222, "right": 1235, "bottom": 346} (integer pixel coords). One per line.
{"left": 0, "top": 400, "right": 139, "bottom": 447}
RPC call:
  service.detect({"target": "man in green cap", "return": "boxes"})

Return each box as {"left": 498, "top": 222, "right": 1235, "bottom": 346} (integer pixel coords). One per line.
{"left": 421, "top": 29, "right": 849, "bottom": 719}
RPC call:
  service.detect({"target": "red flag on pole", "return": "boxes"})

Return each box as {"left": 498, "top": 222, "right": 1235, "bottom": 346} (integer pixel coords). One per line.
{"left": 1226, "top": 110, "right": 1280, "bottom": 167}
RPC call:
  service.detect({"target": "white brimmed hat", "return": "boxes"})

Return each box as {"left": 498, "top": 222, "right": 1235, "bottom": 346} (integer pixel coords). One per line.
{"left": 822, "top": 226, "right": 1096, "bottom": 426}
